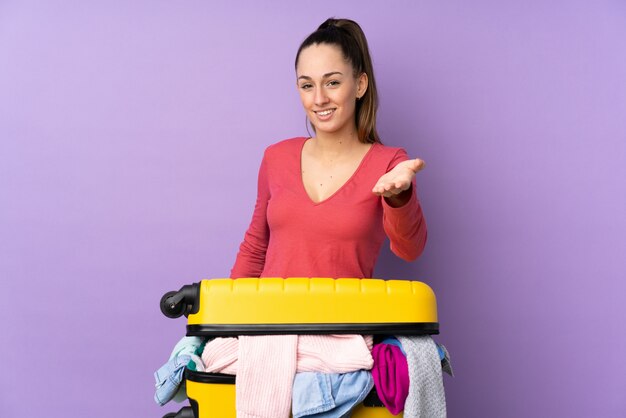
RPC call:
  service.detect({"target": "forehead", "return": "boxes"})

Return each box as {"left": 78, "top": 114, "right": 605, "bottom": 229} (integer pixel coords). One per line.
{"left": 296, "top": 43, "right": 352, "bottom": 77}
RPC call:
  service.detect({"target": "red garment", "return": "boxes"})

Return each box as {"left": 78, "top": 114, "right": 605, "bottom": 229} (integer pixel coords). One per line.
{"left": 230, "top": 137, "right": 427, "bottom": 279}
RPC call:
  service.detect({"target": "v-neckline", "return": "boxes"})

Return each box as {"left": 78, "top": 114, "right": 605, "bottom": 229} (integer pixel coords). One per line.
{"left": 299, "top": 137, "right": 376, "bottom": 206}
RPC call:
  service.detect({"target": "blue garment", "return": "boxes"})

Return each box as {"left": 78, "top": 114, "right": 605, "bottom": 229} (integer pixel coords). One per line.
{"left": 170, "top": 336, "right": 206, "bottom": 403}
{"left": 439, "top": 344, "right": 454, "bottom": 377}
{"left": 170, "top": 336, "right": 205, "bottom": 359}
{"left": 292, "top": 370, "right": 374, "bottom": 418}
{"left": 437, "top": 344, "right": 445, "bottom": 361}
{"left": 154, "top": 355, "right": 191, "bottom": 406}
{"left": 380, "top": 337, "right": 406, "bottom": 356}
{"left": 155, "top": 336, "right": 207, "bottom": 406}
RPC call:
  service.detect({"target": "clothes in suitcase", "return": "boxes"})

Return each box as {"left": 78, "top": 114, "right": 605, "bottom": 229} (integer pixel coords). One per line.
{"left": 159, "top": 277, "right": 442, "bottom": 418}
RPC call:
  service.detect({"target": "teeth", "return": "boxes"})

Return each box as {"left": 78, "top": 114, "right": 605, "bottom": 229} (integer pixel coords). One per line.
{"left": 317, "top": 109, "right": 334, "bottom": 116}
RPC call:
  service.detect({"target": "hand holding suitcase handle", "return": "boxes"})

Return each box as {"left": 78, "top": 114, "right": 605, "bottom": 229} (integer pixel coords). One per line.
{"left": 160, "top": 283, "right": 200, "bottom": 318}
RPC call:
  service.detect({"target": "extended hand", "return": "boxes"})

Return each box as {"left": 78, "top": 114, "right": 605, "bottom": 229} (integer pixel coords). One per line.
{"left": 372, "top": 158, "right": 425, "bottom": 198}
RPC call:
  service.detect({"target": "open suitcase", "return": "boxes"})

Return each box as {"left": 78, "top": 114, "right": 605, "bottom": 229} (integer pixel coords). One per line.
{"left": 159, "top": 277, "right": 439, "bottom": 418}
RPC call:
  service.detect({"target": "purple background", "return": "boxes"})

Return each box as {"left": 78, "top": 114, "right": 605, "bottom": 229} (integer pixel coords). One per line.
{"left": 1, "top": 1, "right": 625, "bottom": 417}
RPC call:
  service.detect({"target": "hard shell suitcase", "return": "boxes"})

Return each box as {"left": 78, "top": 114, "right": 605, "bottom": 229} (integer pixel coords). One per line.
{"left": 160, "top": 277, "right": 439, "bottom": 418}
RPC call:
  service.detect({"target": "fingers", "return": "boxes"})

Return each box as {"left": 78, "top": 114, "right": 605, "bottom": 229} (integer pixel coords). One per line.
{"left": 381, "top": 188, "right": 404, "bottom": 198}
{"left": 372, "top": 180, "right": 411, "bottom": 196}
{"left": 371, "top": 158, "right": 425, "bottom": 196}
{"left": 409, "top": 158, "right": 426, "bottom": 173}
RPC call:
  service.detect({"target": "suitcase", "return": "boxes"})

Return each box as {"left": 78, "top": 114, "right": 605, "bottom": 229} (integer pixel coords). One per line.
{"left": 160, "top": 277, "right": 439, "bottom": 418}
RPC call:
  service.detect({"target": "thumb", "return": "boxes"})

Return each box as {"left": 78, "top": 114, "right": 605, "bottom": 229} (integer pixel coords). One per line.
{"left": 409, "top": 158, "right": 426, "bottom": 173}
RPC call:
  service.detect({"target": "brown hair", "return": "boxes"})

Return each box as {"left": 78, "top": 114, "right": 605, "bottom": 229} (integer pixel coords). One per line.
{"left": 295, "top": 18, "right": 380, "bottom": 144}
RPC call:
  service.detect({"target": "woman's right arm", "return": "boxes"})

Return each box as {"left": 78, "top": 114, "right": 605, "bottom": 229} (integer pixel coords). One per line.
{"left": 230, "top": 155, "right": 270, "bottom": 278}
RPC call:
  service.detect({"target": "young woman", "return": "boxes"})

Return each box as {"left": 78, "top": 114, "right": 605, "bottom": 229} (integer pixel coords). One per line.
{"left": 231, "top": 18, "right": 427, "bottom": 279}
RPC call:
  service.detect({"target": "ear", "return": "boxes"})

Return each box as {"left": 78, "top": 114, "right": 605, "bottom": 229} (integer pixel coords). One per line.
{"left": 356, "top": 72, "right": 368, "bottom": 99}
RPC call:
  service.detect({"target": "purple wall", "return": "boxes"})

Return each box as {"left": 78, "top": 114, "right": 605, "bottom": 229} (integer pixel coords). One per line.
{"left": 1, "top": 1, "right": 625, "bottom": 417}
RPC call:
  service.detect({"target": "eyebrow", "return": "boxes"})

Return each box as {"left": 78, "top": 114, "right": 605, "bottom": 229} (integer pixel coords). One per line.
{"left": 297, "top": 71, "right": 344, "bottom": 81}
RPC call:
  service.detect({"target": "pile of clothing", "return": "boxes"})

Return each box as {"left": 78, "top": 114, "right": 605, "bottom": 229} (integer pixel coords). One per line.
{"left": 155, "top": 334, "right": 452, "bottom": 417}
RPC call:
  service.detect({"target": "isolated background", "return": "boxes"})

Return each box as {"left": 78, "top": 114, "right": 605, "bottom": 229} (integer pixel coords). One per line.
{"left": 1, "top": 1, "right": 625, "bottom": 417}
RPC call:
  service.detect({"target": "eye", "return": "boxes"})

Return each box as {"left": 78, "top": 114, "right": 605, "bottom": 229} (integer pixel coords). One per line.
{"left": 300, "top": 83, "right": 313, "bottom": 90}
{"left": 327, "top": 80, "right": 340, "bottom": 87}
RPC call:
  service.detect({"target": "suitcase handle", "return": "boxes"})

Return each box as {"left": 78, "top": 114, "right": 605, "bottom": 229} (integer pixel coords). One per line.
{"left": 162, "top": 406, "right": 195, "bottom": 418}
{"left": 160, "top": 283, "right": 200, "bottom": 318}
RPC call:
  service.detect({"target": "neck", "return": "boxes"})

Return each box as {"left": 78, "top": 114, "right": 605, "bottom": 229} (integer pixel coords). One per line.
{"left": 312, "top": 126, "right": 361, "bottom": 156}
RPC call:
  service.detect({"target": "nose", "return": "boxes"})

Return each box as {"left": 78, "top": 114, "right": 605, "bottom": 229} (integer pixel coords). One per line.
{"left": 314, "top": 86, "right": 329, "bottom": 107}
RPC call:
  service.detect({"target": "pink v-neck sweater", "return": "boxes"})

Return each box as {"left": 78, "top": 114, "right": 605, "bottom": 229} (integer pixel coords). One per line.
{"left": 231, "top": 137, "right": 427, "bottom": 279}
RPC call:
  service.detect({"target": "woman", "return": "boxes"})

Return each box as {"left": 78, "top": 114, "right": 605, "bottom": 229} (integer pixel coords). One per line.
{"left": 219, "top": 20, "right": 436, "bottom": 418}
{"left": 231, "top": 18, "right": 427, "bottom": 280}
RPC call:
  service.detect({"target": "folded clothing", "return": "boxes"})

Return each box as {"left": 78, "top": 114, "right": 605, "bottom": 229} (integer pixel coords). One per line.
{"left": 292, "top": 370, "right": 374, "bottom": 418}
{"left": 154, "top": 336, "right": 207, "bottom": 406}
{"left": 371, "top": 343, "right": 409, "bottom": 415}
{"left": 381, "top": 336, "right": 453, "bottom": 376}
{"left": 397, "top": 336, "right": 446, "bottom": 418}
{"left": 169, "top": 336, "right": 206, "bottom": 372}
{"left": 237, "top": 335, "right": 297, "bottom": 418}
{"left": 202, "top": 334, "right": 374, "bottom": 374}
{"left": 154, "top": 355, "right": 191, "bottom": 406}
{"left": 202, "top": 335, "right": 374, "bottom": 418}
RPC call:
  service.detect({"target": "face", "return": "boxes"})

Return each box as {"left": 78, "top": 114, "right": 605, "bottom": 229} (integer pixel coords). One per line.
{"left": 296, "top": 43, "right": 368, "bottom": 137}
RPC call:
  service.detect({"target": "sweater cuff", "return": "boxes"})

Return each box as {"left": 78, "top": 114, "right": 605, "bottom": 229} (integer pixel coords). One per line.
{"left": 382, "top": 184, "right": 418, "bottom": 214}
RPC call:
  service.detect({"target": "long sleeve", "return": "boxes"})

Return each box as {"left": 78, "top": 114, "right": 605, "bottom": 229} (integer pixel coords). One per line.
{"left": 381, "top": 149, "right": 428, "bottom": 261}
{"left": 230, "top": 154, "right": 271, "bottom": 278}
{"left": 229, "top": 137, "right": 426, "bottom": 279}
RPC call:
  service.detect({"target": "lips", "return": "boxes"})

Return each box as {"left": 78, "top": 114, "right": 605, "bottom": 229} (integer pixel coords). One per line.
{"left": 314, "top": 108, "right": 336, "bottom": 120}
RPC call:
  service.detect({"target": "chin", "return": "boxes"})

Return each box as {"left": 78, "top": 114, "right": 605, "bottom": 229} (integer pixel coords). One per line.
{"left": 310, "top": 118, "right": 349, "bottom": 135}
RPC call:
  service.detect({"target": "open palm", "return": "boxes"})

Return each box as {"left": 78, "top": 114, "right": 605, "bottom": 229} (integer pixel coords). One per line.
{"left": 372, "top": 158, "right": 425, "bottom": 197}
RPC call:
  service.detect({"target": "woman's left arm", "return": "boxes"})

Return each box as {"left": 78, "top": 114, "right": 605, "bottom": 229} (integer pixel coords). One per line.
{"left": 372, "top": 156, "right": 427, "bottom": 261}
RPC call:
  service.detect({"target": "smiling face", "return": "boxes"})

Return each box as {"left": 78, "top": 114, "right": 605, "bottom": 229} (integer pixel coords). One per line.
{"left": 296, "top": 43, "right": 368, "bottom": 138}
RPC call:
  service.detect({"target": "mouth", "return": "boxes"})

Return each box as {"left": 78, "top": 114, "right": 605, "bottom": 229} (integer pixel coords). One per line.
{"left": 314, "top": 108, "right": 336, "bottom": 119}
